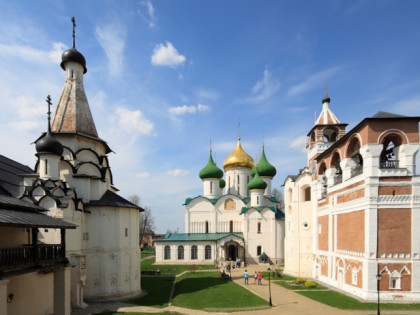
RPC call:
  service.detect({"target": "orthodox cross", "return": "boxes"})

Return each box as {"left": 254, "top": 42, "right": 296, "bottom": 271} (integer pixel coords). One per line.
{"left": 71, "top": 16, "right": 76, "bottom": 48}
{"left": 325, "top": 83, "right": 328, "bottom": 97}
{"left": 46, "top": 95, "right": 52, "bottom": 133}
{"left": 210, "top": 137, "right": 212, "bottom": 153}
{"left": 262, "top": 132, "right": 265, "bottom": 147}
{"left": 238, "top": 118, "right": 241, "bottom": 140}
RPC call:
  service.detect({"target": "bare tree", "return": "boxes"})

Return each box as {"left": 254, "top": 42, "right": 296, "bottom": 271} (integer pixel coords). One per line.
{"left": 272, "top": 188, "right": 284, "bottom": 212}
{"left": 129, "top": 195, "right": 155, "bottom": 247}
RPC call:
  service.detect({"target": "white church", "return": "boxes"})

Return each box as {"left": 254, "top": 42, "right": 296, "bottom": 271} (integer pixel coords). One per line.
{"left": 156, "top": 137, "right": 285, "bottom": 265}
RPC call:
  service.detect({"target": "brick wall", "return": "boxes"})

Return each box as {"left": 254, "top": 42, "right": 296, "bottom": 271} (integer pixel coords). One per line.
{"left": 337, "top": 210, "right": 365, "bottom": 253}
{"left": 318, "top": 215, "right": 329, "bottom": 251}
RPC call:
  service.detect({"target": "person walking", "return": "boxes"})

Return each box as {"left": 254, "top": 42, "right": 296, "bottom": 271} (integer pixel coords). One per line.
{"left": 257, "top": 271, "right": 262, "bottom": 285}
{"left": 254, "top": 271, "right": 258, "bottom": 284}
{"left": 244, "top": 270, "right": 249, "bottom": 285}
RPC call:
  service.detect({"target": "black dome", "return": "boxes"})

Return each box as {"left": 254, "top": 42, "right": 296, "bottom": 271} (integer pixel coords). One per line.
{"left": 322, "top": 95, "right": 330, "bottom": 103}
{"left": 60, "top": 47, "right": 87, "bottom": 73}
{"left": 36, "top": 134, "right": 63, "bottom": 156}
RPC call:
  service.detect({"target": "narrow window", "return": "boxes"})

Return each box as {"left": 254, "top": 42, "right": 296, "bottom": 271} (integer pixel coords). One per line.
{"left": 178, "top": 246, "right": 184, "bottom": 260}
{"left": 45, "top": 159, "right": 48, "bottom": 175}
{"left": 228, "top": 177, "right": 231, "bottom": 194}
{"left": 205, "top": 245, "right": 211, "bottom": 260}
{"left": 164, "top": 246, "right": 171, "bottom": 260}
{"left": 191, "top": 245, "right": 198, "bottom": 260}
{"left": 257, "top": 196, "right": 259, "bottom": 204}
{"left": 257, "top": 246, "right": 262, "bottom": 256}
{"left": 125, "top": 228, "right": 128, "bottom": 237}
{"left": 237, "top": 175, "right": 240, "bottom": 192}
{"left": 205, "top": 221, "right": 209, "bottom": 234}
{"left": 229, "top": 220, "right": 233, "bottom": 233}
{"left": 352, "top": 268, "right": 358, "bottom": 285}
{"left": 210, "top": 182, "right": 213, "bottom": 194}
{"left": 257, "top": 222, "right": 261, "bottom": 233}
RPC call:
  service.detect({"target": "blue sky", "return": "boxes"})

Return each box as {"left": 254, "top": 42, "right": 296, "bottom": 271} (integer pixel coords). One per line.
{"left": 1, "top": 1, "right": 420, "bottom": 233}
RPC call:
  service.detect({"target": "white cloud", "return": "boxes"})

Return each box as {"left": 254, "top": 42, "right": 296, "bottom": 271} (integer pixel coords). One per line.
{"left": 95, "top": 23, "right": 126, "bottom": 76}
{"left": 139, "top": 0, "right": 157, "bottom": 28}
{"left": 115, "top": 107, "right": 154, "bottom": 135}
{"left": 196, "top": 89, "right": 219, "bottom": 100}
{"left": 245, "top": 68, "right": 280, "bottom": 103}
{"left": 151, "top": 41, "right": 186, "bottom": 68}
{"left": 0, "top": 42, "right": 67, "bottom": 65}
{"left": 287, "top": 67, "right": 341, "bottom": 97}
{"left": 136, "top": 172, "right": 150, "bottom": 178}
{"left": 288, "top": 135, "right": 308, "bottom": 153}
{"left": 168, "top": 104, "right": 209, "bottom": 117}
{"left": 166, "top": 169, "right": 190, "bottom": 177}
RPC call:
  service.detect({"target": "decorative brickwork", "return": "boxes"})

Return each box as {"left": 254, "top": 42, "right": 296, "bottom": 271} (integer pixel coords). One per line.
{"left": 379, "top": 263, "right": 412, "bottom": 291}
{"left": 337, "top": 210, "right": 365, "bottom": 253}
{"left": 378, "top": 185, "right": 411, "bottom": 195}
{"left": 337, "top": 188, "right": 365, "bottom": 204}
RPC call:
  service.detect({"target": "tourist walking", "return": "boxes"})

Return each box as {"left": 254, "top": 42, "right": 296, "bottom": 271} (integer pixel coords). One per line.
{"left": 257, "top": 271, "right": 262, "bottom": 285}
{"left": 244, "top": 270, "right": 249, "bottom": 285}
{"left": 254, "top": 271, "right": 258, "bottom": 284}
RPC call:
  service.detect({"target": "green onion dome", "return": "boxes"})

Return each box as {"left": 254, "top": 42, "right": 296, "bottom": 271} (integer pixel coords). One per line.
{"left": 219, "top": 179, "right": 226, "bottom": 188}
{"left": 251, "top": 166, "right": 257, "bottom": 177}
{"left": 199, "top": 153, "right": 223, "bottom": 179}
{"left": 256, "top": 147, "right": 276, "bottom": 177}
{"left": 247, "top": 171, "right": 267, "bottom": 190}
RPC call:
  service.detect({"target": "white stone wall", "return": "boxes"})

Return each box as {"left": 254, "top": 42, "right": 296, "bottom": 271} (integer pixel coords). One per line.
{"left": 225, "top": 168, "right": 251, "bottom": 197}
{"left": 155, "top": 241, "right": 217, "bottom": 264}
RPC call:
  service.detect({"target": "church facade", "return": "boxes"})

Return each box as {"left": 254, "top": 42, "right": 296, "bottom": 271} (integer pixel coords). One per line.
{"left": 284, "top": 91, "right": 420, "bottom": 301}
{"left": 156, "top": 138, "right": 285, "bottom": 265}
{"left": 16, "top": 21, "right": 143, "bottom": 306}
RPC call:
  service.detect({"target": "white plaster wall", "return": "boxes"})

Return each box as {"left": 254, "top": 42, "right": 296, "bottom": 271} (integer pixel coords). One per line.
{"left": 225, "top": 168, "right": 251, "bottom": 197}
{"left": 155, "top": 241, "right": 217, "bottom": 264}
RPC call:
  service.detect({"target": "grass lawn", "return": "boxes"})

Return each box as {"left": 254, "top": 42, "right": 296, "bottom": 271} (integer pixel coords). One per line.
{"left": 141, "top": 258, "right": 217, "bottom": 275}
{"left": 298, "top": 290, "right": 420, "bottom": 310}
{"left": 275, "top": 280, "right": 327, "bottom": 290}
{"left": 171, "top": 271, "right": 269, "bottom": 311}
{"left": 127, "top": 277, "right": 173, "bottom": 308}
{"left": 141, "top": 251, "right": 155, "bottom": 258}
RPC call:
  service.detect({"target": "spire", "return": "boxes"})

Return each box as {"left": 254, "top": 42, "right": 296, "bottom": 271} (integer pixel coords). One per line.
{"left": 238, "top": 118, "right": 241, "bottom": 140}
{"left": 314, "top": 85, "right": 340, "bottom": 125}
{"left": 71, "top": 16, "right": 76, "bottom": 48}
{"left": 46, "top": 94, "right": 52, "bottom": 134}
{"left": 36, "top": 96, "right": 63, "bottom": 156}
{"left": 322, "top": 83, "right": 330, "bottom": 104}
{"left": 262, "top": 132, "right": 264, "bottom": 148}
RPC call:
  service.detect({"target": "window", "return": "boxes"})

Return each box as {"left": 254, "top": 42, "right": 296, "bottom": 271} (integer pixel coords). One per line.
{"left": 257, "top": 246, "right": 262, "bottom": 256}
{"left": 125, "top": 228, "right": 128, "bottom": 237}
{"left": 191, "top": 245, "right": 198, "bottom": 260}
{"left": 257, "top": 196, "right": 259, "bottom": 204}
{"left": 210, "top": 182, "right": 213, "bottom": 194}
{"left": 352, "top": 267, "right": 358, "bottom": 285}
{"left": 257, "top": 222, "right": 261, "bottom": 233}
{"left": 205, "top": 221, "right": 209, "bottom": 234}
{"left": 303, "top": 222, "right": 309, "bottom": 230}
{"left": 237, "top": 175, "right": 240, "bottom": 192}
{"left": 205, "top": 245, "right": 211, "bottom": 260}
{"left": 178, "top": 246, "right": 184, "bottom": 260}
{"left": 45, "top": 159, "right": 48, "bottom": 175}
{"left": 390, "top": 270, "right": 401, "bottom": 289}
{"left": 229, "top": 220, "right": 233, "bottom": 233}
{"left": 164, "top": 246, "right": 171, "bottom": 260}
{"left": 303, "top": 187, "right": 311, "bottom": 201}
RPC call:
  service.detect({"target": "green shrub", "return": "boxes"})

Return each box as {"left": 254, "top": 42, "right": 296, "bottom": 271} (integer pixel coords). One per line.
{"left": 295, "top": 277, "right": 306, "bottom": 284}
{"left": 305, "top": 281, "right": 316, "bottom": 288}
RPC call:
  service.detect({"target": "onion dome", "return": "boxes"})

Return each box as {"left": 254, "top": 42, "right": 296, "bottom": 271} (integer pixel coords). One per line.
{"left": 322, "top": 83, "right": 330, "bottom": 104}
{"left": 247, "top": 171, "right": 267, "bottom": 190}
{"left": 36, "top": 133, "right": 63, "bottom": 156}
{"left": 256, "top": 147, "right": 276, "bottom": 177}
{"left": 199, "top": 153, "right": 223, "bottom": 179}
{"left": 223, "top": 138, "right": 255, "bottom": 171}
{"left": 61, "top": 48, "right": 87, "bottom": 73}
{"left": 219, "top": 179, "right": 226, "bottom": 188}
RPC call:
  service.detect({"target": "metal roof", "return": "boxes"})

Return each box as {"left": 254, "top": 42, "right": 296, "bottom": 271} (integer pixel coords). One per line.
{"left": 0, "top": 193, "right": 46, "bottom": 212}
{"left": 0, "top": 155, "right": 36, "bottom": 196}
{"left": 155, "top": 232, "right": 244, "bottom": 242}
{"left": 88, "top": 190, "right": 144, "bottom": 211}
{"left": 0, "top": 207, "right": 76, "bottom": 229}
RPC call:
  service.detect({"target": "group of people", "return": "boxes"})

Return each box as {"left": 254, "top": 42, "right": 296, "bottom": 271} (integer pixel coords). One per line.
{"left": 225, "top": 258, "right": 241, "bottom": 271}
{"left": 243, "top": 270, "right": 262, "bottom": 285}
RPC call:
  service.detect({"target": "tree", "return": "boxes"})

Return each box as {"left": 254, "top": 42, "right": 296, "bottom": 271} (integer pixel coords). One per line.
{"left": 129, "top": 195, "right": 155, "bottom": 247}
{"left": 272, "top": 188, "right": 284, "bottom": 212}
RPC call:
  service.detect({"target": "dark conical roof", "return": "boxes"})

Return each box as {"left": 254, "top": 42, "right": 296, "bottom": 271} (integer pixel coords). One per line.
{"left": 61, "top": 47, "right": 87, "bottom": 73}
{"left": 36, "top": 133, "right": 63, "bottom": 156}
{"left": 199, "top": 153, "right": 223, "bottom": 179}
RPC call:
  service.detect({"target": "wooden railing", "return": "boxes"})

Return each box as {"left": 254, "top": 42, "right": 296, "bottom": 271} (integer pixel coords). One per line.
{"left": 0, "top": 244, "right": 66, "bottom": 271}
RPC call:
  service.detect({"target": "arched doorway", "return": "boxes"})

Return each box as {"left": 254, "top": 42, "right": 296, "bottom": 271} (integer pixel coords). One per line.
{"left": 227, "top": 244, "right": 237, "bottom": 261}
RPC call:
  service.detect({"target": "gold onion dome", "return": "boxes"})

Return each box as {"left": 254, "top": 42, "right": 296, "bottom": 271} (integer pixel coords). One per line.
{"left": 223, "top": 138, "right": 255, "bottom": 171}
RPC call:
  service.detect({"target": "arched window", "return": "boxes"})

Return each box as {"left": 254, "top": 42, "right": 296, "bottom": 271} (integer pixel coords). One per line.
{"left": 302, "top": 186, "right": 311, "bottom": 201}
{"left": 380, "top": 134, "right": 402, "bottom": 169}
{"left": 257, "top": 222, "right": 261, "bottom": 233}
{"left": 288, "top": 188, "right": 293, "bottom": 203}
{"left": 257, "top": 246, "right": 262, "bottom": 256}
{"left": 229, "top": 220, "right": 233, "bottom": 233}
{"left": 323, "top": 128, "right": 337, "bottom": 142}
{"left": 205, "top": 245, "right": 211, "bottom": 260}
{"left": 191, "top": 245, "right": 198, "bottom": 260}
{"left": 164, "top": 245, "right": 171, "bottom": 260}
{"left": 205, "top": 221, "right": 209, "bottom": 234}
{"left": 210, "top": 181, "right": 213, "bottom": 194}
{"left": 178, "top": 246, "right": 184, "bottom": 260}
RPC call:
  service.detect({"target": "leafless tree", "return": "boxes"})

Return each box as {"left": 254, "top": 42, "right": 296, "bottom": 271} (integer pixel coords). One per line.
{"left": 129, "top": 195, "right": 155, "bottom": 246}
{"left": 272, "top": 188, "right": 284, "bottom": 212}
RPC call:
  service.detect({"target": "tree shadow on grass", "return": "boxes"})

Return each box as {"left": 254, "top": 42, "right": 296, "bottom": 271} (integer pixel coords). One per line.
{"left": 127, "top": 277, "right": 174, "bottom": 308}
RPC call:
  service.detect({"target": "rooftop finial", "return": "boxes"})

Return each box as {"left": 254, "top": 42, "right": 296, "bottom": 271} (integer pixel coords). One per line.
{"left": 262, "top": 132, "right": 265, "bottom": 148}
{"left": 46, "top": 95, "right": 52, "bottom": 134}
{"left": 238, "top": 118, "right": 241, "bottom": 141}
{"left": 210, "top": 137, "right": 212, "bottom": 153}
{"left": 325, "top": 83, "right": 328, "bottom": 97}
{"left": 71, "top": 16, "right": 76, "bottom": 48}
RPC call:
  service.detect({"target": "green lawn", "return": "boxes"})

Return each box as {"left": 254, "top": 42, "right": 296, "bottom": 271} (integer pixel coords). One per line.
{"left": 127, "top": 277, "right": 173, "bottom": 308}
{"left": 275, "top": 280, "right": 327, "bottom": 290}
{"left": 141, "top": 258, "right": 217, "bottom": 275}
{"left": 298, "top": 289, "right": 420, "bottom": 310}
{"left": 171, "top": 271, "right": 269, "bottom": 311}
{"left": 141, "top": 251, "right": 155, "bottom": 258}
